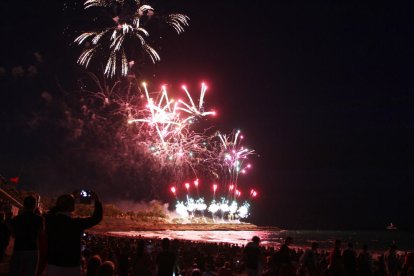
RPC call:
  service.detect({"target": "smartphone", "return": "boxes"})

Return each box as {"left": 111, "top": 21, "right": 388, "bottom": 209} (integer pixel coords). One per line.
{"left": 79, "top": 189, "right": 92, "bottom": 204}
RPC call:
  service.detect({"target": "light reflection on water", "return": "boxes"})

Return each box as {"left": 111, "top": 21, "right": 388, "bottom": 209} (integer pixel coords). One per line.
{"left": 108, "top": 230, "right": 414, "bottom": 252}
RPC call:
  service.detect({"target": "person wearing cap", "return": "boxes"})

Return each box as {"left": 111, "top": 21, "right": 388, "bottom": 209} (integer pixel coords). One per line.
{"left": 243, "top": 236, "right": 262, "bottom": 276}
{"left": 44, "top": 191, "right": 102, "bottom": 276}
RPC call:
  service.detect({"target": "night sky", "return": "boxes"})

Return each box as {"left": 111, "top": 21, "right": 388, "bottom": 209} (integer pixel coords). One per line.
{"left": 1, "top": 1, "right": 413, "bottom": 229}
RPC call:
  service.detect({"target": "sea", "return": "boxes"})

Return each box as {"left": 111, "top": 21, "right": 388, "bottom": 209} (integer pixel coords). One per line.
{"left": 108, "top": 229, "right": 414, "bottom": 253}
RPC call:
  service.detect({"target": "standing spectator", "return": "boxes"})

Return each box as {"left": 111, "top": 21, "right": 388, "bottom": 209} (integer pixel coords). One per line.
{"left": 243, "top": 236, "right": 262, "bottom": 276}
{"left": 403, "top": 251, "right": 414, "bottom": 275}
{"left": 132, "top": 239, "right": 153, "bottom": 275}
{"left": 156, "top": 238, "right": 177, "bottom": 276}
{"left": 384, "top": 244, "right": 399, "bottom": 276}
{"left": 357, "top": 244, "right": 372, "bottom": 276}
{"left": 203, "top": 262, "right": 216, "bottom": 276}
{"left": 298, "top": 242, "right": 319, "bottom": 276}
{"left": 97, "top": 260, "right": 115, "bottom": 276}
{"left": 86, "top": 255, "right": 102, "bottom": 276}
{"left": 276, "top": 237, "right": 295, "bottom": 276}
{"left": 44, "top": 191, "right": 103, "bottom": 276}
{"left": 328, "top": 240, "right": 343, "bottom": 276}
{"left": 217, "top": 261, "right": 233, "bottom": 276}
{"left": 342, "top": 243, "right": 357, "bottom": 276}
{"left": 118, "top": 243, "right": 130, "bottom": 276}
{"left": 0, "top": 212, "right": 11, "bottom": 262}
{"left": 10, "top": 195, "right": 44, "bottom": 276}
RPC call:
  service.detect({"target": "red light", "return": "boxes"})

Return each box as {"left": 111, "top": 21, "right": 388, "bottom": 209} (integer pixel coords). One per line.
{"left": 213, "top": 184, "right": 218, "bottom": 191}
{"left": 170, "top": 187, "right": 176, "bottom": 194}
{"left": 185, "top": 183, "right": 190, "bottom": 190}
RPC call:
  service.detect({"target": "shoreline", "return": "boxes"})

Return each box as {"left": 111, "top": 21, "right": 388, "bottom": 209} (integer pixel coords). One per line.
{"left": 90, "top": 217, "right": 273, "bottom": 232}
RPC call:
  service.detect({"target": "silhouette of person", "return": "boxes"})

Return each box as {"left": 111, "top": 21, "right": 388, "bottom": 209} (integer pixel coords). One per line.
{"left": 10, "top": 195, "right": 44, "bottom": 276}
{"left": 243, "top": 236, "right": 262, "bottom": 276}
{"left": 132, "top": 239, "right": 153, "bottom": 276}
{"left": 44, "top": 191, "right": 102, "bottom": 276}
{"left": 328, "top": 240, "right": 343, "bottom": 276}
{"left": 384, "top": 244, "right": 399, "bottom": 276}
{"left": 276, "top": 237, "right": 295, "bottom": 276}
{"left": 299, "top": 242, "right": 319, "bottom": 276}
{"left": 86, "top": 255, "right": 102, "bottom": 276}
{"left": 342, "top": 242, "right": 357, "bottom": 276}
{"left": 357, "top": 244, "right": 372, "bottom": 276}
{"left": 156, "top": 238, "right": 177, "bottom": 276}
{"left": 0, "top": 212, "right": 11, "bottom": 262}
{"left": 97, "top": 260, "right": 115, "bottom": 276}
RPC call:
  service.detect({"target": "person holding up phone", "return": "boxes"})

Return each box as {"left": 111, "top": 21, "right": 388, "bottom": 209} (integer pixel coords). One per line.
{"left": 42, "top": 190, "right": 103, "bottom": 276}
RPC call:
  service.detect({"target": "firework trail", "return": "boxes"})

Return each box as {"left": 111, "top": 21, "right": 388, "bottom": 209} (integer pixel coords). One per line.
{"left": 75, "top": 0, "right": 189, "bottom": 77}
{"left": 213, "top": 130, "right": 255, "bottom": 200}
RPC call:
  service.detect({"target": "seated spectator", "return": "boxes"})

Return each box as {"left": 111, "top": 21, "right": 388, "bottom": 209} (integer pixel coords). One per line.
{"left": 44, "top": 191, "right": 102, "bottom": 276}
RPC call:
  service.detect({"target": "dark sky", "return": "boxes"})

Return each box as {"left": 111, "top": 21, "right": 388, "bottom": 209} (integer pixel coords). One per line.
{"left": 1, "top": 1, "right": 414, "bottom": 229}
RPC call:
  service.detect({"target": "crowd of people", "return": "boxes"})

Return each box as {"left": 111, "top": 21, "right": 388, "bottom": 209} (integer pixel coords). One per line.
{"left": 78, "top": 234, "right": 414, "bottom": 276}
{"left": 1, "top": 193, "right": 414, "bottom": 276}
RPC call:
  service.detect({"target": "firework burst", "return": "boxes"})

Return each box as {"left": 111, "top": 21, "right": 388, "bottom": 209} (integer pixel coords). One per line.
{"left": 75, "top": 0, "right": 189, "bottom": 77}
{"left": 126, "top": 83, "right": 216, "bottom": 178}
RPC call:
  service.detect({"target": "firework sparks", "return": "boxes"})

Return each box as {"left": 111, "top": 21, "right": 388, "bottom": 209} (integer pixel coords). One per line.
{"left": 126, "top": 83, "right": 216, "bottom": 176}
{"left": 76, "top": 0, "right": 189, "bottom": 77}
{"left": 170, "top": 180, "right": 257, "bottom": 221}
{"left": 76, "top": 75, "right": 258, "bottom": 220}
{"left": 213, "top": 130, "right": 255, "bottom": 199}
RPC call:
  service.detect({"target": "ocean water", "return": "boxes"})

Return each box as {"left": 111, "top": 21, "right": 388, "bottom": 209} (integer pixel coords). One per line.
{"left": 108, "top": 229, "right": 414, "bottom": 252}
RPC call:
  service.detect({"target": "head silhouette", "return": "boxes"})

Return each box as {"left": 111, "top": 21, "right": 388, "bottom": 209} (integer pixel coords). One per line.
{"left": 56, "top": 194, "right": 75, "bottom": 212}
{"left": 252, "top": 236, "right": 261, "bottom": 244}
{"left": 161, "top": 238, "right": 170, "bottom": 250}
{"left": 23, "top": 195, "right": 37, "bottom": 211}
